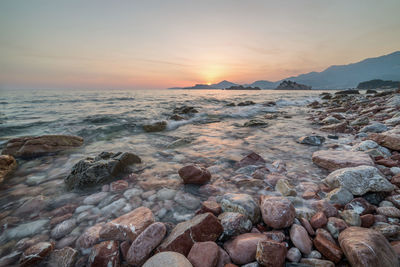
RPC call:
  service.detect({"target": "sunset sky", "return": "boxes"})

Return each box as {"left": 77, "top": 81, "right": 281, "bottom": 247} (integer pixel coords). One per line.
{"left": 1, "top": 0, "right": 399, "bottom": 90}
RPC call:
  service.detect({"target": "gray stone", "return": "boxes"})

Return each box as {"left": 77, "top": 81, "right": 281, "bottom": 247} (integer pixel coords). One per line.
{"left": 0, "top": 219, "right": 49, "bottom": 242}
{"left": 51, "top": 219, "right": 77, "bottom": 239}
{"left": 174, "top": 192, "right": 200, "bottom": 210}
{"left": 325, "top": 187, "right": 354, "bottom": 205}
{"left": 220, "top": 193, "right": 260, "bottom": 223}
{"left": 143, "top": 252, "right": 193, "bottom": 267}
{"left": 360, "top": 122, "right": 388, "bottom": 133}
{"left": 297, "top": 135, "right": 325, "bottom": 146}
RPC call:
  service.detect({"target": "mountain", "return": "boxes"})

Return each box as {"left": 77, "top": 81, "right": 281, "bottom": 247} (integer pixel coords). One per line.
{"left": 282, "top": 51, "right": 400, "bottom": 89}
{"left": 169, "top": 80, "right": 238, "bottom": 89}
{"left": 248, "top": 80, "right": 278, "bottom": 89}
{"left": 357, "top": 79, "right": 400, "bottom": 89}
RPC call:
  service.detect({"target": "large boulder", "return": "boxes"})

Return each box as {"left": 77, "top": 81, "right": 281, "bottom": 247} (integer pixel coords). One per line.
{"left": 65, "top": 151, "right": 141, "bottom": 189}
{"left": 323, "top": 165, "right": 394, "bottom": 196}
{"left": 0, "top": 155, "right": 17, "bottom": 183}
{"left": 369, "top": 126, "right": 400, "bottom": 151}
{"left": 339, "top": 227, "right": 399, "bottom": 267}
{"left": 2, "top": 135, "right": 83, "bottom": 158}
{"left": 99, "top": 207, "right": 155, "bottom": 241}
{"left": 157, "top": 213, "right": 223, "bottom": 256}
{"left": 260, "top": 196, "right": 295, "bottom": 229}
{"left": 312, "top": 150, "right": 374, "bottom": 171}
{"left": 220, "top": 193, "right": 260, "bottom": 223}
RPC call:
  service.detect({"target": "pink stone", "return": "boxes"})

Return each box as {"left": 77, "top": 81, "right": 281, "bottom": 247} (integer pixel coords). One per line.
{"left": 290, "top": 224, "right": 312, "bottom": 255}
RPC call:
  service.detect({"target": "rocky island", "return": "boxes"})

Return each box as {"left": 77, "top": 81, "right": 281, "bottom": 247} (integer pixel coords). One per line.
{"left": 276, "top": 80, "right": 312, "bottom": 90}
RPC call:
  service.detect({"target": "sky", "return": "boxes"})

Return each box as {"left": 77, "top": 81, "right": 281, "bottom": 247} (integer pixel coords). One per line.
{"left": 0, "top": 0, "right": 400, "bottom": 90}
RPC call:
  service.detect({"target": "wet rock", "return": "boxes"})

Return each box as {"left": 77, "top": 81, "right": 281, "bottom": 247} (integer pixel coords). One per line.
{"left": 344, "top": 197, "right": 375, "bottom": 215}
{"left": 326, "top": 217, "right": 348, "bottom": 239}
{"left": 290, "top": 224, "right": 312, "bottom": 255}
{"left": 275, "top": 179, "right": 297, "bottom": 196}
{"left": 0, "top": 219, "right": 48, "bottom": 242}
{"left": 385, "top": 116, "right": 400, "bottom": 126}
{"left": 236, "top": 152, "right": 266, "bottom": 168}
{"left": 300, "top": 258, "right": 335, "bottom": 267}
{"left": 260, "top": 195, "right": 295, "bottom": 229}
{"left": 178, "top": 165, "right": 211, "bottom": 185}
{"left": 126, "top": 222, "right": 166, "bottom": 266}
{"left": 83, "top": 192, "right": 109, "bottom": 205}
{"left": 312, "top": 150, "right": 374, "bottom": 171}
{"left": 143, "top": 121, "right": 167, "bottom": 132}
{"left": 99, "top": 206, "right": 154, "bottom": 241}
{"left": 110, "top": 179, "right": 129, "bottom": 192}
{"left": 0, "top": 155, "right": 17, "bottom": 183}
{"left": 310, "top": 212, "right": 327, "bottom": 229}
{"left": 387, "top": 195, "right": 400, "bottom": 209}
{"left": 351, "top": 140, "right": 391, "bottom": 158}
{"left": 2, "top": 135, "right": 83, "bottom": 158}
{"left": 238, "top": 101, "right": 255, "bottom": 106}
{"left": 51, "top": 219, "right": 76, "bottom": 239}
{"left": 256, "top": 240, "right": 287, "bottom": 267}
{"left": 339, "top": 227, "right": 399, "bottom": 267}
{"left": 47, "top": 246, "right": 78, "bottom": 267}
{"left": 217, "top": 247, "right": 231, "bottom": 267}
{"left": 65, "top": 151, "right": 141, "bottom": 190}
{"left": 325, "top": 187, "right": 353, "bottom": 205}
{"left": 197, "top": 201, "right": 222, "bottom": 216}
{"left": 350, "top": 116, "right": 369, "bottom": 126}
{"left": 322, "top": 116, "right": 341, "bottom": 125}
{"left": 124, "top": 188, "right": 144, "bottom": 199}
{"left": 297, "top": 136, "right": 325, "bottom": 146}
{"left": 14, "top": 195, "right": 47, "bottom": 217}
{"left": 372, "top": 223, "right": 400, "bottom": 238}
{"left": 361, "top": 122, "right": 388, "bottom": 133}
{"left": 224, "top": 233, "right": 269, "bottom": 265}
{"left": 319, "top": 121, "right": 348, "bottom": 133}
{"left": 339, "top": 210, "right": 361, "bottom": 226}
{"left": 360, "top": 214, "right": 375, "bottom": 227}
{"left": 158, "top": 213, "right": 223, "bottom": 256}
{"left": 286, "top": 247, "right": 301, "bottom": 263}
{"left": 75, "top": 223, "right": 104, "bottom": 249}
{"left": 143, "top": 251, "right": 193, "bottom": 267}
{"left": 56, "top": 236, "right": 78, "bottom": 249}
{"left": 100, "top": 198, "right": 127, "bottom": 216}
{"left": 174, "top": 106, "right": 198, "bottom": 114}
{"left": 218, "top": 212, "right": 252, "bottom": 237}
{"left": 369, "top": 127, "right": 400, "bottom": 151}
{"left": 323, "top": 165, "right": 394, "bottom": 195}
{"left": 377, "top": 206, "right": 400, "bottom": 218}
{"left": 187, "top": 241, "right": 219, "bottom": 267}
{"left": 311, "top": 200, "right": 338, "bottom": 217}
{"left": 88, "top": 240, "right": 119, "bottom": 267}
{"left": 220, "top": 193, "right": 260, "bottom": 223}
{"left": 0, "top": 251, "right": 21, "bottom": 266}
{"left": 174, "top": 192, "right": 201, "bottom": 210}
{"left": 19, "top": 242, "right": 54, "bottom": 267}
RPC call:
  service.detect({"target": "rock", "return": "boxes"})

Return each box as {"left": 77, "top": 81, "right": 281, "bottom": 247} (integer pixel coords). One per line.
{"left": 360, "top": 214, "right": 375, "bottom": 228}
{"left": 300, "top": 258, "right": 335, "bottom": 267}
{"left": 174, "top": 192, "right": 201, "bottom": 210}
{"left": 297, "top": 136, "right": 325, "bottom": 146}
{"left": 224, "top": 233, "right": 270, "bottom": 265}
{"left": 276, "top": 80, "right": 311, "bottom": 90}
{"left": 351, "top": 140, "right": 391, "bottom": 158}
{"left": 143, "top": 252, "right": 193, "bottom": 267}
{"left": 124, "top": 188, "right": 144, "bottom": 199}
{"left": 286, "top": 247, "right": 301, "bottom": 263}
{"left": 187, "top": 241, "right": 219, "bottom": 267}
{"left": 344, "top": 197, "right": 375, "bottom": 215}
{"left": 218, "top": 212, "right": 252, "bottom": 237}
{"left": 1, "top": 135, "right": 83, "bottom": 158}
{"left": 377, "top": 206, "right": 400, "bottom": 218}
{"left": 217, "top": 247, "right": 231, "bottom": 267}
{"left": 310, "top": 212, "right": 328, "bottom": 229}
{"left": 238, "top": 101, "right": 256, "bottom": 106}
{"left": 0, "top": 251, "right": 21, "bottom": 266}
{"left": 174, "top": 106, "right": 198, "bottom": 114}
{"left": 76, "top": 223, "right": 103, "bottom": 249}
{"left": 350, "top": 116, "right": 369, "bottom": 126}
{"left": 88, "top": 240, "right": 119, "bottom": 267}
{"left": 260, "top": 196, "right": 295, "bottom": 229}
{"left": 325, "top": 187, "right": 353, "bottom": 205}
{"left": 369, "top": 127, "right": 400, "bottom": 151}
{"left": 340, "top": 210, "right": 361, "bottom": 226}
{"left": 19, "top": 242, "right": 53, "bottom": 267}
{"left": 0, "top": 219, "right": 48, "bottom": 242}
{"left": 323, "top": 165, "right": 394, "bottom": 195}
{"left": 220, "top": 193, "right": 260, "bottom": 223}
{"left": 322, "top": 116, "right": 341, "bottom": 125}
{"left": 143, "top": 121, "right": 167, "bottom": 132}
{"left": 0, "top": 155, "right": 17, "bottom": 183}
{"left": 307, "top": 250, "right": 322, "bottom": 259}
{"left": 178, "top": 165, "right": 211, "bottom": 185}
{"left": 100, "top": 198, "right": 126, "bottom": 216}
{"left": 83, "top": 192, "right": 109, "bottom": 205}
{"left": 256, "top": 240, "right": 287, "bottom": 267}
{"left": 14, "top": 195, "right": 47, "bottom": 217}
{"left": 360, "top": 123, "right": 388, "bottom": 133}
{"left": 170, "top": 114, "right": 185, "bottom": 121}
{"left": 385, "top": 117, "right": 400, "bottom": 126}
{"left": 110, "top": 179, "right": 128, "bottom": 192}
{"left": 320, "top": 121, "right": 348, "bottom": 133}
{"left": 339, "top": 227, "right": 399, "bottom": 267}
{"left": 65, "top": 151, "right": 141, "bottom": 189}
{"left": 335, "top": 89, "right": 359, "bottom": 95}
{"left": 126, "top": 222, "right": 166, "bottom": 266}
{"left": 198, "top": 201, "right": 222, "bottom": 216}
{"left": 275, "top": 179, "right": 297, "bottom": 196}
{"left": 327, "top": 217, "right": 347, "bottom": 239}
{"left": 312, "top": 150, "right": 374, "bottom": 171}
{"left": 290, "top": 224, "right": 312, "bottom": 255}
{"left": 311, "top": 200, "right": 338, "bottom": 217}
{"left": 51, "top": 219, "right": 76, "bottom": 239}
{"left": 99, "top": 206, "right": 155, "bottom": 241}
{"left": 158, "top": 213, "right": 223, "bottom": 256}
{"left": 47, "top": 247, "right": 78, "bottom": 267}
{"left": 236, "top": 152, "right": 266, "bottom": 167}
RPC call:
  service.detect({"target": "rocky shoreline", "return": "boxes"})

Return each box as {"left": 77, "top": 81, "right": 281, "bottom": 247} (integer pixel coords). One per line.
{"left": 0, "top": 89, "right": 400, "bottom": 266}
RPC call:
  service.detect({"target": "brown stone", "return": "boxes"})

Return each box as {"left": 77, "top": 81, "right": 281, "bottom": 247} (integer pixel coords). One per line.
{"left": 360, "top": 214, "right": 375, "bottom": 228}
{"left": 369, "top": 129, "right": 400, "bottom": 151}
{"left": 2, "top": 135, "right": 83, "bottom": 158}
{"left": 391, "top": 241, "right": 400, "bottom": 258}
{"left": 47, "top": 246, "right": 78, "bottom": 267}
{"left": 223, "top": 233, "right": 269, "bottom": 265}
{"left": 377, "top": 206, "right": 400, "bottom": 218}
{"left": 300, "top": 258, "right": 335, "bottom": 267}
{"left": 126, "top": 222, "right": 166, "bottom": 266}
{"left": 311, "top": 200, "right": 338, "bottom": 217}
{"left": 264, "top": 173, "right": 286, "bottom": 186}
{"left": 313, "top": 233, "right": 343, "bottom": 263}
{"left": 260, "top": 196, "right": 295, "bottom": 229}
{"left": 99, "top": 206, "right": 155, "bottom": 241}
{"left": 187, "top": 241, "right": 219, "bottom": 267}
{"left": 312, "top": 150, "right": 374, "bottom": 171}
{"left": 50, "top": 213, "right": 73, "bottom": 226}
{"left": 50, "top": 203, "right": 78, "bottom": 217}
{"left": 319, "top": 121, "right": 348, "bottom": 133}
{"left": 236, "top": 152, "right": 266, "bottom": 168}
{"left": 120, "top": 241, "right": 131, "bottom": 262}
{"left": 110, "top": 179, "right": 129, "bottom": 192}
{"left": 158, "top": 212, "right": 223, "bottom": 256}
{"left": 178, "top": 165, "right": 211, "bottom": 185}
{"left": 217, "top": 247, "right": 231, "bottom": 267}
{"left": 290, "top": 224, "right": 312, "bottom": 255}
{"left": 75, "top": 223, "right": 103, "bottom": 249}
{"left": 391, "top": 174, "right": 400, "bottom": 187}
{"left": 264, "top": 231, "right": 286, "bottom": 243}
{"left": 0, "top": 155, "right": 17, "bottom": 183}
{"left": 300, "top": 217, "right": 315, "bottom": 236}
{"left": 256, "top": 240, "right": 287, "bottom": 267}
{"left": 376, "top": 158, "right": 399, "bottom": 167}
{"left": 20, "top": 242, "right": 54, "bottom": 267}
{"left": 310, "top": 212, "right": 328, "bottom": 229}
{"left": 197, "top": 201, "right": 222, "bottom": 216}
{"left": 339, "top": 227, "right": 399, "bottom": 267}
{"left": 88, "top": 240, "right": 120, "bottom": 267}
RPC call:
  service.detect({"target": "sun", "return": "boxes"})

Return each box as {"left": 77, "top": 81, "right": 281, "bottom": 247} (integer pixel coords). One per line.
{"left": 207, "top": 82, "right": 211, "bottom": 85}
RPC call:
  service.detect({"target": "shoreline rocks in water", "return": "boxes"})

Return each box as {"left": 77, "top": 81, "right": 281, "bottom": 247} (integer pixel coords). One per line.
{"left": 0, "top": 155, "right": 17, "bottom": 184}
{"left": 1, "top": 135, "right": 83, "bottom": 158}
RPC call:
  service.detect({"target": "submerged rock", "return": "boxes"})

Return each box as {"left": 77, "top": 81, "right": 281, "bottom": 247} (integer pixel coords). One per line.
{"left": 312, "top": 150, "right": 374, "bottom": 171}
{"left": 65, "top": 151, "right": 141, "bottom": 189}
{"left": 173, "top": 106, "right": 198, "bottom": 114}
{"left": 178, "top": 165, "right": 211, "bottom": 185}
{"left": 220, "top": 193, "right": 261, "bottom": 223}
{"left": 2, "top": 135, "right": 83, "bottom": 158}
{"left": 0, "top": 155, "right": 17, "bottom": 184}
{"left": 323, "top": 165, "right": 394, "bottom": 195}
{"left": 243, "top": 119, "right": 268, "bottom": 127}
{"left": 224, "top": 233, "right": 269, "bottom": 265}
{"left": 297, "top": 136, "right": 325, "bottom": 146}
{"left": 19, "top": 242, "right": 54, "bottom": 267}
{"left": 143, "top": 121, "right": 167, "bottom": 132}
{"left": 339, "top": 227, "right": 399, "bottom": 267}
{"left": 47, "top": 246, "right": 78, "bottom": 267}
{"left": 236, "top": 152, "right": 266, "bottom": 168}
{"left": 88, "top": 240, "right": 120, "bottom": 267}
